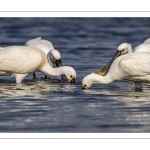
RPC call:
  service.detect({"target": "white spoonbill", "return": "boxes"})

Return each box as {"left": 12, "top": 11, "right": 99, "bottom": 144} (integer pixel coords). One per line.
{"left": 25, "top": 37, "right": 62, "bottom": 78}
{"left": 82, "top": 52, "right": 150, "bottom": 90}
{"left": 97, "top": 39, "right": 150, "bottom": 76}
{"left": 0, "top": 46, "right": 76, "bottom": 83}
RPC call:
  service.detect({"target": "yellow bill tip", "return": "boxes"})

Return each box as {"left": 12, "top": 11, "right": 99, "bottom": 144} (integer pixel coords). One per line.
{"left": 97, "top": 71, "right": 106, "bottom": 76}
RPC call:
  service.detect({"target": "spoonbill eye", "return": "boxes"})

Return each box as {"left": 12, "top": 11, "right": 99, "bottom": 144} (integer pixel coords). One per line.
{"left": 121, "top": 49, "right": 125, "bottom": 54}
{"left": 84, "top": 84, "right": 87, "bottom": 88}
{"left": 70, "top": 75, "right": 73, "bottom": 78}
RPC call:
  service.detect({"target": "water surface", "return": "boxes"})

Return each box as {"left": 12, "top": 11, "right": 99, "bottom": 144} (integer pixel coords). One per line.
{"left": 0, "top": 18, "right": 150, "bottom": 132}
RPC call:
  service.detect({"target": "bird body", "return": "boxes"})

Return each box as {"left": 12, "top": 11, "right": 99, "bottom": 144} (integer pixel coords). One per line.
{"left": 110, "top": 53, "right": 150, "bottom": 82}
{"left": 25, "top": 37, "right": 54, "bottom": 55}
{"left": 0, "top": 46, "right": 44, "bottom": 74}
{"left": 0, "top": 46, "right": 76, "bottom": 83}
{"left": 133, "top": 43, "right": 150, "bottom": 53}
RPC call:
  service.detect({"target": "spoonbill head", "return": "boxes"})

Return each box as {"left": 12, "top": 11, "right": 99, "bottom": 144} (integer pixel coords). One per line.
{"left": 117, "top": 43, "right": 133, "bottom": 54}
{"left": 55, "top": 66, "right": 76, "bottom": 83}
{"left": 82, "top": 73, "right": 103, "bottom": 89}
{"left": 47, "top": 49, "right": 62, "bottom": 67}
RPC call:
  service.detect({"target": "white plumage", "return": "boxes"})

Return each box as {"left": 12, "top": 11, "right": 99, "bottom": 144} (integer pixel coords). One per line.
{"left": 25, "top": 37, "right": 61, "bottom": 60}
{"left": 144, "top": 38, "right": 150, "bottom": 44}
{"left": 25, "top": 37, "right": 53, "bottom": 53}
{"left": 117, "top": 42, "right": 150, "bottom": 54}
{"left": 117, "top": 37, "right": 150, "bottom": 55}
{"left": 25, "top": 37, "right": 63, "bottom": 78}
{"left": 82, "top": 52, "right": 150, "bottom": 89}
{"left": 97, "top": 38, "right": 150, "bottom": 76}
{"left": 0, "top": 46, "right": 76, "bottom": 83}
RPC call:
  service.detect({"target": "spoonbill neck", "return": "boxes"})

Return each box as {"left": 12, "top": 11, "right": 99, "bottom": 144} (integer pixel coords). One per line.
{"left": 127, "top": 44, "right": 133, "bottom": 53}
{"left": 39, "top": 62, "right": 70, "bottom": 77}
{"left": 93, "top": 73, "right": 113, "bottom": 84}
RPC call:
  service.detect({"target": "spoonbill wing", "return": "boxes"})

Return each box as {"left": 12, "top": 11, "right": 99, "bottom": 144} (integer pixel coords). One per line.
{"left": 0, "top": 46, "right": 43, "bottom": 74}
{"left": 119, "top": 53, "right": 150, "bottom": 77}
{"left": 133, "top": 44, "right": 150, "bottom": 53}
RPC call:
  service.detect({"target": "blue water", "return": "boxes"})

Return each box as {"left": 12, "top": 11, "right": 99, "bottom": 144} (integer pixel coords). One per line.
{"left": 1, "top": 18, "right": 150, "bottom": 132}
